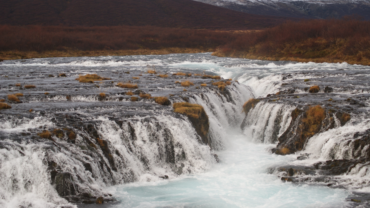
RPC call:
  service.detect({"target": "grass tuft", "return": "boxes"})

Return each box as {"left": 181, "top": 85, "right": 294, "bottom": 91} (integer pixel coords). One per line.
{"left": 76, "top": 74, "right": 110, "bottom": 83}
{"left": 117, "top": 82, "right": 138, "bottom": 88}
{"left": 132, "top": 77, "right": 140, "bottom": 79}
{"left": 173, "top": 102, "right": 205, "bottom": 119}
{"left": 147, "top": 70, "right": 157, "bottom": 74}
{"left": 38, "top": 130, "right": 52, "bottom": 139}
{"left": 99, "top": 92, "right": 106, "bottom": 99}
{"left": 309, "top": 85, "right": 320, "bottom": 93}
{"left": 155, "top": 97, "right": 170, "bottom": 105}
{"left": 126, "top": 91, "right": 134, "bottom": 96}
{"left": 131, "top": 96, "right": 138, "bottom": 101}
{"left": 174, "top": 72, "right": 186, "bottom": 76}
{"left": 7, "top": 94, "right": 20, "bottom": 102}
{"left": 181, "top": 80, "right": 194, "bottom": 87}
{"left": 242, "top": 98, "right": 260, "bottom": 115}
{"left": 158, "top": 74, "right": 168, "bottom": 78}
{"left": 139, "top": 93, "right": 151, "bottom": 99}
{"left": 201, "top": 83, "right": 207, "bottom": 87}
{"left": 0, "top": 102, "right": 11, "bottom": 110}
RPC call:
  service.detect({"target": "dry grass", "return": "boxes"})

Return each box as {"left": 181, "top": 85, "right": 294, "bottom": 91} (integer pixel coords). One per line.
{"left": 99, "top": 92, "right": 106, "bottom": 99}
{"left": 117, "top": 82, "right": 138, "bottom": 88}
{"left": 126, "top": 91, "right": 134, "bottom": 96}
{"left": 15, "top": 83, "right": 21, "bottom": 87}
{"left": 157, "top": 74, "right": 168, "bottom": 78}
{"left": 59, "top": 73, "right": 67, "bottom": 77}
{"left": 7, "top": 94, "right": 20, "bottom": 102}
{"left": 309, "top": 85, "right": 320, "bottom": 93}
{"left": 131, "top": 96, "right": 138, "bottom": 101}
{"left": 202, "top": 75, "right": 221, "bottom": 79}
{"left": 24, "top": 85, "right": 36, "bottom": 89}
{"left": 174, "top": 72, "right": 187, "bottom": 76}
{"left": 155, "top": 97, "right": 171, "bottom": 105}
{"left": 76, "top": 74, "right": 110, "bottom": 83}
{"left": 213, "top": 19, "right": 370, "bottom": 66}
{"left": 342, "top": 113, "right": 351, "bottom": 123}
{"left": 14, "top": 93, "right": 23, "bottom": 97}
{"left": 132, "top": 77, "right": 140, "bottom": 79}
{"left": 147, "top": 70, "right": 157, "bottom": 74}
{"left": 183, "top": 89, "right": 187, "bottom": 91}
{"left": 0, "top": 99, "right": 5, "bottom": 102}
{"left": 201, "top": 83, "right": 207, "bottom": 87}
{"left": 38, "top": 130, "right": 52, "bottom": 139}
{"left": 29, "top": 109, "right": 33, "bottom": 112}
{"left": 173, "top": 102, "right": 205, "bottom": 119}
{"left": 175, "top": 81, "right": 180, "bottom": 84}
{"left": 45, "top": 92, "right": 49, "bottom": 95}
{"left": 212, "top": 81, "right": 227, "bottom": 90}
{"left": 139, "top": 93, "right": 151, "bottom": 99}
{"left": 225, "top": 81, "right": 232, "bottom": 85}
{"left": 0, "top": 102, "right": 11, "bottom": 110}
{"left": 181, "top": 80, "right": 194, "bottom": 87}
{"left": 302, "top": 105, "right": 325, "bottom": 138}
{"left": 242, "top": 98, "right": 260, "bottom": 115}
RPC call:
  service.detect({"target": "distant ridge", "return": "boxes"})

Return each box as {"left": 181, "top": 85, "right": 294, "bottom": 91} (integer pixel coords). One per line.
{"left": 0, "top": 0, "right": 287, "bottom": 29}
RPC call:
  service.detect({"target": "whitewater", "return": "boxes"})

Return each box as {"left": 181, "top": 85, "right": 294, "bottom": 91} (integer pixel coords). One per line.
{"left": 1, "top": 53, "right": 369, "bottom": 208}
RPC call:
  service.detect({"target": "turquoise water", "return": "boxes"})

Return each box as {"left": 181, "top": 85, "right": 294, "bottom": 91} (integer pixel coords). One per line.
{"left": 111, "top": 133, "right": 349, "bottom": 208}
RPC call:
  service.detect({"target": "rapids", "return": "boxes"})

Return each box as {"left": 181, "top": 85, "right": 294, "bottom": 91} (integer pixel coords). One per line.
{"left": 1, "top": 53, "right": 370, "bottom": 208}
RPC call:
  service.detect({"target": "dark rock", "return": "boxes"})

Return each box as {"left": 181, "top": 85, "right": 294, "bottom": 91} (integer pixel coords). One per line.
{"left": 55, "top": 172, "right": 76, "bottom": 197}
{"left": 324, "top": 86, "right": 333, "bottom": 93}
{"left": 159, "top": 175, "right": 169, "bottom": 179}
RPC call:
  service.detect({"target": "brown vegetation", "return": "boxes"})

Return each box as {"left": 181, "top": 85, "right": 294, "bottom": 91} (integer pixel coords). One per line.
{"left": 0, "top": 102, "right": 11, "bottom": 110}
{"left": 201, "top": 83, "right": 207, "bottom": 87}
{"left": 59, "top": 73, "right": 67, "bottom": 77}
{"left": 212, "top": 81, "right": 230, "bottom": 91}
{"left": 126, "top": 91, "right": 134, "bottom": 96}
{"left": 117, "top": 82, "right": 138, "bottom": 89}
{"left": 0, "top": 99, "right": 5, "bottom": 102}
{"left": 24, "top": 85, "right": 35, "bottom": 89}
{"left": 242, "top": 98, "right": 260, "bottom": 115}
{"left": 131, "top": 97, "right": 138, "bottom": 101}
{"left": 202, "top": 75, "right": 221, "bottom": 79}
{"left": 99, "top": 93, "right": 106, "bottom": 100}
{"left": 38, "top": 130, "right": 52, "bottom": 139}
{"left": 302, "top": 105, "right": 326, "bottom": 138}
{"left": 147, "top": 70, "right": 157, "bottom": 74}
{"left": 139, "top": 93, "right": 151, "bottom": 99}
{"left": 174, "top": 72, "right": 187, "bottom": 76}
{"left": 14, "top": 93, "right": 23, "bottom": 97}
{"left": 15, "top": 83, "right": 21, "bottom": 87}
{"left": 7, "top": 94, "right": 20, "bottom": 102}
{"left": 155, "top": 97, "right": 171, "bottom": 105}
{"left": 173, "top": 102, "right": 204, "bottom": 119}
{"left": 132, "top": 77, "right": 140, "bottom": 80}
{"left": 158, "top": 74, "right": 168, "bottom": 78}
{"left": 214, "top": 18, "right": 370, "bottom": 65}
{"left": 76, "top": 74, "right": 110, "bottom": 83}
{"left": 309, "top": 85, "right": 320, "bottom": 93}
{"left": 181, "top": 81, "right": 194, "bottom": 87}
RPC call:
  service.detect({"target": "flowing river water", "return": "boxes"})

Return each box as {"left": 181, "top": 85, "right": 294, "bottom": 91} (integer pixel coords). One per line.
{"left": 1, "top": 53, "right": 370, "bottom": 208}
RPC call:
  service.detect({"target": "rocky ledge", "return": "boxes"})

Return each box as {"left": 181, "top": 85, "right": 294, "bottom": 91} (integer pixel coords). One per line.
{"left": 0, "top": 66, "right": 240, "bottom": 206}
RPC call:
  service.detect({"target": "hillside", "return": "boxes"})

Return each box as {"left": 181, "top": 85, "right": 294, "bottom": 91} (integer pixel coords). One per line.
{"left": 213, "top": 18, "right": 370, "bottom": 65}
{"left": 0, "top": 0, "right": 286, "bottom": 29}
{"left": 195, "top": 0, "right": 370, "bottom": 20}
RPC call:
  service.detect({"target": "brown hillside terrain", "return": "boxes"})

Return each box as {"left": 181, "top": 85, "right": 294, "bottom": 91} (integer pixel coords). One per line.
{"left": 0, "top": 25, "right": 244, "bottom": 60}
{"left": 213, "top": 18, "right": 370, "bottom": 65}
{"left": 0, "top": 0, "right": 286, "bottom": 29}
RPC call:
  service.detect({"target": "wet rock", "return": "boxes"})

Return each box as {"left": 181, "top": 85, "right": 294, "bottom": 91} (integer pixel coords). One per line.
{"left": 159, "top": 175, "right": 169, "bottom": 179}
{"left": 324, "top": 86, "right": 333, "bottom": 93}
{"left": 55, "top": 172, "right": 76, "bottom": 197}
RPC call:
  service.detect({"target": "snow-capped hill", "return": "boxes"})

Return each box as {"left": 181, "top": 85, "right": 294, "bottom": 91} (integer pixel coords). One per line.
{"left": 195, "top": 0, "right": 370, "bottom": 20}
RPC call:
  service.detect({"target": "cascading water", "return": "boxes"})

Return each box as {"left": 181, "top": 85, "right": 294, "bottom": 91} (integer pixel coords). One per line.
{"left": 1, "top": 53, "right": 370, "bottom": 207}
